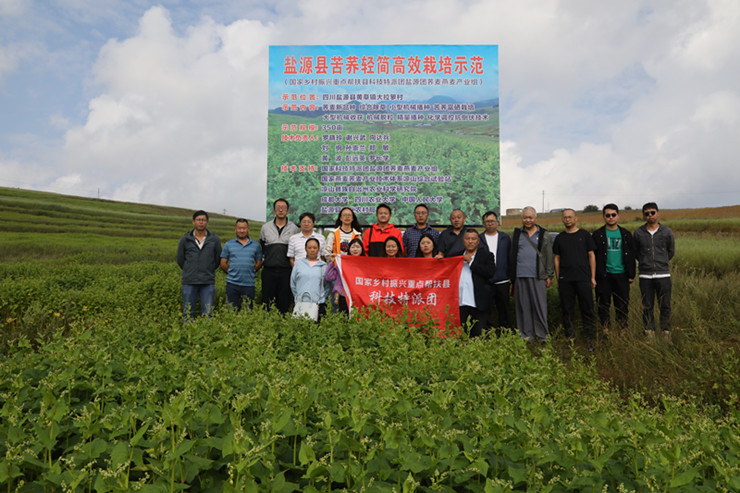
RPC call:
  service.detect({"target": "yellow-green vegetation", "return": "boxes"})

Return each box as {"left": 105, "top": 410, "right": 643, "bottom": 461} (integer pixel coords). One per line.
{"left": 1, "top": 187, "right": 738, "bottom": 491}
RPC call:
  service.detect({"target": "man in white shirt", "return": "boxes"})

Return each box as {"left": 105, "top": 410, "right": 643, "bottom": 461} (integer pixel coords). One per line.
{"left": 287, "top": 212, "right": 326, "bottom": 266}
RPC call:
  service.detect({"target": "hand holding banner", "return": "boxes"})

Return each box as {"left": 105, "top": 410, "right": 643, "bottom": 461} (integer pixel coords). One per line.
{"left": 337, "top": 256, "right": 464, "bottom": 337}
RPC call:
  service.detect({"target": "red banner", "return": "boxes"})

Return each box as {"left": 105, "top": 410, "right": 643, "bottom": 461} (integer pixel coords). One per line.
{"left": 337, "top": 256, "right": 464, "bottom": 337}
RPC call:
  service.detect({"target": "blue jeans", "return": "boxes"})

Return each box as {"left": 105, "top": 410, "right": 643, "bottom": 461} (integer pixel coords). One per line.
{"left": 225, "top": 283, "right": 255, "bottom": 310}
{"left": 182, "top": 284, "right": 215, "bottom": 320}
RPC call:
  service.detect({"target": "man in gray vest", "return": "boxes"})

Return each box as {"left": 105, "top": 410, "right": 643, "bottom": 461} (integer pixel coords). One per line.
{"left": 507, "top": 207, "right": 554, "bottom": 343}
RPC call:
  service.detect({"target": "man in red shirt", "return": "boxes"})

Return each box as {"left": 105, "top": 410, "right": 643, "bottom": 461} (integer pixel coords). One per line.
{"left": 363, "top": 203, "right": 404, "bottom": 257}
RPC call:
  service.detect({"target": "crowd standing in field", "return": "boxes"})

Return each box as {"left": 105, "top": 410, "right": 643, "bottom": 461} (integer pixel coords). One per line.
{"left": 178, "top": 201, "right": 674, "bottom": 345}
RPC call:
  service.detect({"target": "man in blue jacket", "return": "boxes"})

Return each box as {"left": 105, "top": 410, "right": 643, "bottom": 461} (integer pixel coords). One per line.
{"left": 479, "top": 211, "right": 512, "bottom": 333}
{"left": 177, "top": 210, "right": 222, "bottom": 320}
{"left": 633, "top": 202, "right": 675, "bottom": 339}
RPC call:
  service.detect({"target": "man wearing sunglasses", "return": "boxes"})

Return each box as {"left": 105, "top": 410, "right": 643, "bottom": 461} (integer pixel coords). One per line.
{"left": 633, "top": 202, "right": 675, "bottom": 339}
{"left": 592, "top": 204, "right": 636, "bottom": 331}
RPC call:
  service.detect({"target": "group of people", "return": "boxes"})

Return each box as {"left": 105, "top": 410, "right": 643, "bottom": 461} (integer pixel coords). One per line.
{"left": 510, "top": 202, "right": 675, "bottom": 347}
{"left": 176, "top": 200, "right": 674, "bottom": 345}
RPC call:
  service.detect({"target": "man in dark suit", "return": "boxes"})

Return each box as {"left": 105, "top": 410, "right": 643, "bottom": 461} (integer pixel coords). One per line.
{"left": 479, "top": 211, "right": 512, "bottom": 332}
{"left": 459, "top": 228, "right": 496, "bottom": 337}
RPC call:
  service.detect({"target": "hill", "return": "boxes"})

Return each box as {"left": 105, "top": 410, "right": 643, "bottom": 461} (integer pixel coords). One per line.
{"left": 0, "top": 186, "right": 256, "bottom": 239}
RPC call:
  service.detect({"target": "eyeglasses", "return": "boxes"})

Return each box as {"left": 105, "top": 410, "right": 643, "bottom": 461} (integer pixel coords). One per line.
{"left": 604, "top": 213, "right": 617, "bottom": 218}
{"left": 644, "top": 210, "right": 657, "bottom": 216}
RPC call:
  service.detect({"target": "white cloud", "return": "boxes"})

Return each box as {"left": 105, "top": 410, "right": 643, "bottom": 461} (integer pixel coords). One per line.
{"left": 60, "top": 6, "right": 274, "bottom": 218}
{"left": 0, "top": 0, "right": 25, "bottom": 16}
{"left": 498, "top": 0, "right": 740, "bottom": 211}
{"left": 4, "top": 0, "right": 738, "bottom": 220}
{"left": 49, "top": 173, "right": 83, "bottom": 190}
{"left": 0, "top": 154, "right": 37, "bottom": 189}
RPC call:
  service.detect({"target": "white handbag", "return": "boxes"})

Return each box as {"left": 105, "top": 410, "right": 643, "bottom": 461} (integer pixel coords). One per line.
{"left": 292, "top": 292, "right": 319, "bottom": 321}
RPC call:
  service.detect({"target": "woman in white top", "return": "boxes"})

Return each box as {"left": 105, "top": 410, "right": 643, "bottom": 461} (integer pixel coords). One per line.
{"left": 323, "top": 207, "right": 362, "bottom": 257}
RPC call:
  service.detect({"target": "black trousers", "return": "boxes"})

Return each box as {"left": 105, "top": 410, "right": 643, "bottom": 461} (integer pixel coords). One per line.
{"left": 595, "top": 273, "right": 630, "bottom": 329}
{"left": 558, "top": 280, "right": 595, "bottom": 341}
{"left": 639, "top": 277, "right": 672, "bottom": 332}
{"left": 261, "top": 267, "right": 293, "bottom": 315}
{"left": 460, "top": 305, "right": 489, "bottom": 338}
{"left": 489, "top": 281, "right": 511, "bottom": 330}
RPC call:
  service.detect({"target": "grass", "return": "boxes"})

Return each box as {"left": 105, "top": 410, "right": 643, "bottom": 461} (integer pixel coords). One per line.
{"left": 1, "top": 187, "right": 739, "bottom": 490}
{"left": 3, "top": 309, "right": 737, "bottom": 491}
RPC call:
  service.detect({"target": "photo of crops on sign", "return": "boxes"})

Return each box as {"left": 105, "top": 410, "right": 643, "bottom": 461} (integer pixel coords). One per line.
{"left": 267, "top": 107, "right": 500, "bottom": 226}
{"left": 1, "top": 188, "right": 739, "bottom": 492}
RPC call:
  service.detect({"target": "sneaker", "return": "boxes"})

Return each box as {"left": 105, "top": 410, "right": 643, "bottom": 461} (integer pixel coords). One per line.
{"left": 645, "top": 330, "right": 655, "bottom": 339}
{"left": 662, "top": 330, "right": 672, "bottom": 343}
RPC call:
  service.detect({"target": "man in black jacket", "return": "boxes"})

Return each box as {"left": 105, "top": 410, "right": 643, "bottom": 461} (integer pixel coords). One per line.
{"left": 479, "top": 211, "right": 512, "bottom": 332}
{"left": 633, "top": 202, "right": 675, "bottom": 338}
{"left": 592, "top": 204, "right": 635, "bottom": 330}
{"left": 459, "top": 229, "right": 496, "bottom": 337}
{"left": 177, "top": 210, "right": 222, "bottom": 320}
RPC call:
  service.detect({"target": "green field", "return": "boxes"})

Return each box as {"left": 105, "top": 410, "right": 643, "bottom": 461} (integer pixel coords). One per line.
{"left": 1, "top": 187, "right": 739, "bottom": 491}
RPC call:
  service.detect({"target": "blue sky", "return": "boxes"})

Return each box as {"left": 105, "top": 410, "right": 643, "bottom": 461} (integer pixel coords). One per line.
{"left": 1, "top": 0, "right": 738, "bottom": 220}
